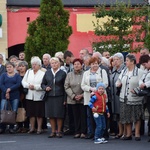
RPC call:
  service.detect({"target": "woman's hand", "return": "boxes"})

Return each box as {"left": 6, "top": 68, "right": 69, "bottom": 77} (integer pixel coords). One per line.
{"left": 139, "top": 83, "right": 146, "bottom": 89}
{"left": 131, "top": 89, "right": 135, "bottom": 94}
{"left": 74, "top": 95, "right": 83, "bottom": 101}
{"left": 116, "top": 83, "right": 122, "bottom": 87}
{"left": 46, "top": 87, "right": 51, "bottom": 91}
{"left": 6, "top": 88, "right": 11, "bottom": 93}
{"left": 29, "top": 84, "right": 34, "bottom": 90}
{"left": 90, "top": 87, "right": 96, "bottom": 92}
{"left": 5, "top": 93, "right": 10, "bottom": 100}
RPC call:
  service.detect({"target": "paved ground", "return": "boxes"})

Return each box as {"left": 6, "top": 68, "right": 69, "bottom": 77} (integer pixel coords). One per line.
{"left": 0, "top": 129, "right": 150, "bottom": 150}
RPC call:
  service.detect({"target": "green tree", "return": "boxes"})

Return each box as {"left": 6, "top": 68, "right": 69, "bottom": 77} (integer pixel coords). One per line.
{"left": 25, "top": 0, "right": 72, "bottom": 63}
{"left": 144, "top": 4, "right": 150, "bottom": 50}
{"left": 93, "top": 1, "right": 148, "bottom": 54}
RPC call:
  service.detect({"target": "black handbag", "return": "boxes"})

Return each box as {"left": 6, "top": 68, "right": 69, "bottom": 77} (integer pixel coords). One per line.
{"left": 42, "top": 92, "right": 48, "bottom": 101}
{"left": 23, "top": 69, "right": 31, "bottom": 95}
{"left": 23, "top": 88, "right": 28, "bottom": 94}
{"left": 133, "top": 87, "right": 149, "bottom": 96}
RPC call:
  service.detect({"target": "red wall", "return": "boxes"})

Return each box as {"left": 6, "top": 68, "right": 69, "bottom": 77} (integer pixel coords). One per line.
{"left": 7, "top": 8, "right": 97, "bottom": 57}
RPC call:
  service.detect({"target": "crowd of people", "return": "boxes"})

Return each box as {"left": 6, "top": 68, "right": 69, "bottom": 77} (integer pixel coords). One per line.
{"left": 0, "top": 48, "right": 150, "bottom": 144}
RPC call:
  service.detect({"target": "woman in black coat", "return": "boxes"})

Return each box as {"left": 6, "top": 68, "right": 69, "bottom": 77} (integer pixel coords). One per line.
{"left": 41, "top": 57, "right": 66, "bottom": 138}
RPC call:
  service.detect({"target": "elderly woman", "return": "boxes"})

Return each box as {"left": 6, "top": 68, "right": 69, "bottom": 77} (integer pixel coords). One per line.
{"left": 16, "top": 61, "right": 29, "bottom": 133}
{"left": 41, "top": 57, "right": 66, "bottom": 138}
{"left": 81, "top": 56, "right": 108, "bottom": 139}
{"left": 110, "top": 53, "right": 125, "bottom": 138}
{"left": 22, "top": 57, "right": 46, "bottom": 134}
{"left": 0, "top": 62, "right": 22, "bottom": 134}
{"left": 64, "top": 58, "right": 87, "bottom": 138}
{"left": 116, "top": 54, "right": 144, "bottom": 141}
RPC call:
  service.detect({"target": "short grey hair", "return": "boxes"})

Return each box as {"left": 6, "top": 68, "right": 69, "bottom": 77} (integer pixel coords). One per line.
{"left": 113, "top": 52, "right": 124, "bottom": 63}
{"left": 93, "top": 52, "right": 102, "bottom": 59}
{"left": 55, "top": 51, "right": 64, "bottom": 61}
{"left": 31, "top": 56, "right": 42, "bottom": 67}
{"left": 43, "top": 53, "right": 51, "bottom": 60}
{"left": 18, "top": 61, "right": 28, "bottom": 70}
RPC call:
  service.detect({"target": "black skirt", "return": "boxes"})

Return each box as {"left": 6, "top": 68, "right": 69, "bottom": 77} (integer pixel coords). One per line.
{"left": 45, "top": 96, "right": 65, "bottom": 118}
{"left": 26, "top": 100, "right": 45, "bottom": 117}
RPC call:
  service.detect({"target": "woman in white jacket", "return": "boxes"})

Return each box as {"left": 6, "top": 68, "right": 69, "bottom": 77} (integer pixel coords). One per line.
{"left": 81, "top": 56, "right": 108, "bottom": 139}
{"left": 22, "top": 56, "right": 46, "bottom": 134}
{"left": 116, "top": 54, "right": 144, "bottom": 141}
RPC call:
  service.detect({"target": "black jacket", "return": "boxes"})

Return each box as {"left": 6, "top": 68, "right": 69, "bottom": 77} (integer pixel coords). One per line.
{"left": 41, "top": 69, "right": 66, "bottom": 97}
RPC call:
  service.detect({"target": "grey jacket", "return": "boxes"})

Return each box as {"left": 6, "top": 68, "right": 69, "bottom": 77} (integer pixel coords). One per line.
{"left": 110, "top": 64, "right": 125, "bottom": 114}
{"left": 116, "top": 66, "right": 144, "bottom": 105}
{"left": 64, "top": 70, "right": 84, "bottom": 104}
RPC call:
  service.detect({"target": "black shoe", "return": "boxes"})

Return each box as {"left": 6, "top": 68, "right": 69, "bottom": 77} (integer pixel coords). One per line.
{"left": 122, "top": 136, "right": 132, "bottom": 140}
{"left": 135, "top": 137, "right": 141, "bottom": 141}
{"left": 64, "top": 129, "right": 74, "bottom": 135}
{"left": 85, "top": 134, "right": 94, "bottom": 139}
{"left": 9, "top": 129, "right": 15, "bottom": 134}
{"left": 0, "top": 129, "right": 5, "bottom": 134}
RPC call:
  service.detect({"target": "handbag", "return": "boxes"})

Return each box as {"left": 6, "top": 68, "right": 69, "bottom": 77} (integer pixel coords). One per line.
{"left": 0, "top": 101, "right": 16, "bottom": 124}
{"left": 133, "top": 87, "right": 149, "bottom": 96}
{"left": 40, "top": 91, "right": 48, "bottom": 101}
{"left": 16, "top": 103, "right": 26, "bottom": 122}
{"left": 23, "top": 88, "right": 28, "bottom": 95}
{"left": 23, "top": 69, "right": 31, "bottom": 95}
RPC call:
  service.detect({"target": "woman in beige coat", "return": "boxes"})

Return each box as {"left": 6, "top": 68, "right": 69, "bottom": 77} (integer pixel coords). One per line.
{"left": 81, "top": 56, "right": 108, "bottom": 139}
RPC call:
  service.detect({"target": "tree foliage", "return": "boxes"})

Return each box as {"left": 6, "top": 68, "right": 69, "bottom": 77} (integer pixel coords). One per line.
{"left": 93, "top": 1, "right": 148, "bottom": 54}
{"left": 25, "top": 0, "right": 72, "bottom": 63}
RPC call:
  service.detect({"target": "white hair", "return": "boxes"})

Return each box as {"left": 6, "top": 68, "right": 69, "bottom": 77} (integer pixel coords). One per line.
{"left": 113, "top": 52, "right": 124, "bottom": 63}
{"left": 101, "top": 57, "right": 110, "bottom": 66}
{"left": 43, "top": 53, "right": 51, "bottom": 60}
{"left": 93, "top": 52, "right": 102, "bottom": 59}
{"left": 54, "top": 52, "right": 64, "bottom": 62}
{"left": 31, "top": 56, "right": 42, "bottom": 66}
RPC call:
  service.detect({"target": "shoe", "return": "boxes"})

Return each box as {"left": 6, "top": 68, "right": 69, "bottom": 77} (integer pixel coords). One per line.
{"left": 148, "top": 138, "right": 150, "bottom": 142}
{"left": 0, "top": 129, "right": 5, "bottom": 134}
{"left": 135, "top": 137, "right": 141, "bottom": 141}
{"left": 85, "top": 134, "right": 94, "bottom": 139}
{"left": 122, "top": 136, "right": 132, "bottom": 140}
{"left": 56, "top": 132, "right": 63, "bottom": 138}
{"left": 120, "top": 135, "right": 125, "bottom": 139}
{"left": 9, "top": 129, "right": 15, "bottom": 134}
{"left": 16, "top": 128, "right": 22, "bottom": 133}
{"left": 74, "top": 134, "right": 80, "bottom": 138}
{"left": 21, "top": 128, "right": 29, "bottom": 133}
{"left": 101, "top": 138, "right": 108, "bottom": 143}
{"left": 94, "top": 138, "right": 103, "bottom": 144}
{"left": 28, "top": 130, "right": 35, "bottom": 134}
{"left": 37, "top": 131, "right": 42, "bottom": 135}
{"left": 115, "top": 134, "right": 123, "bottom": 139}
{"left": 48, "top": 132, "right": 56, "bottom": 138}
{"left": 80, "top": 133, "right": 86, "bottom": 139}
{"left": 109, "top": 133, "right": 116, "bottom": 136}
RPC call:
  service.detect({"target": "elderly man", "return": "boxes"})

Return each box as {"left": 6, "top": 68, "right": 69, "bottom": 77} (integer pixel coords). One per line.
{"left": 79, "top": 48, "right": 89, "bottom": 60}
{"left": 140, "top": 48, "right": 150, "bottom": 56}
{"left": 42, "top": 53, "right": 51, "bottom": 70}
